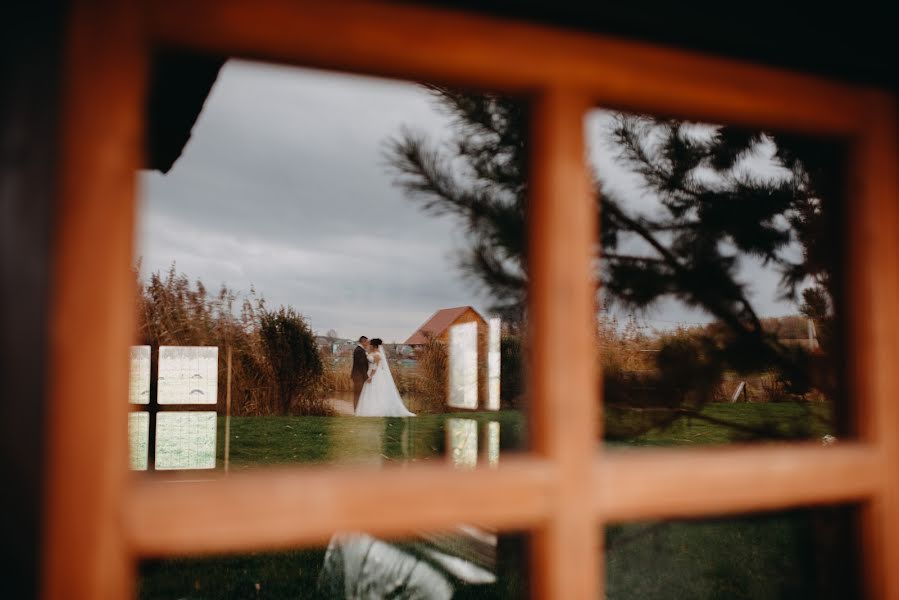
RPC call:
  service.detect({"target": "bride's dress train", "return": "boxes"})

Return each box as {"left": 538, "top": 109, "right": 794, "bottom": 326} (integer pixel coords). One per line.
{"left": 355, "top": 347, "right": 415, "bottom": 417}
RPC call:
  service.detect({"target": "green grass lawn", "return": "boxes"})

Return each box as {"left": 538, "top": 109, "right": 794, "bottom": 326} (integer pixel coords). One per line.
{"left": 604, "top": 507, "right": 858, "bottom": 600}
{"left": 140, "top": 402, "right": 850, "bottom": 599}
{"left": 214, "top": 401, "right": 832, "bottom": 469}
{"left": 606, "top": 401, "right": 833, "bottom": 447}
{"left": 217, "top": 410, "right": 527, "bottom": 469}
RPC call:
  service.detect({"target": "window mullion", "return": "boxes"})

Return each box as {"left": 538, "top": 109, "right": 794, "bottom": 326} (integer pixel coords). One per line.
{"left": 528, "top": 88, "right": 601, "bottom": 599}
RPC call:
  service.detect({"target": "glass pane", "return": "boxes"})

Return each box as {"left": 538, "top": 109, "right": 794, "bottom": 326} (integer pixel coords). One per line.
{"left": 129, "top": 345, "right": 151, "bottom": 404}
{"left": 587, "top": 110, "right": 850, "bottom": 446}
{"left": 133, "top": 54, "right": 529, "bottom": 471}
{"left": 155, "top": 412, "right": 218, "bottom": 470}
{"left": 138, "top": 531, "right": 529, "bottom": 599}
{"left": 605, "top": 506, "right": 861, "bottom": 599}
{"left": 224, "top": 413, "right": 521, "bottom": 470}
{"left": 157, "top": 346, "right": 219, "bottom": 405}
{"left": 128, "top": 412, "right": 149, "bottom": 471}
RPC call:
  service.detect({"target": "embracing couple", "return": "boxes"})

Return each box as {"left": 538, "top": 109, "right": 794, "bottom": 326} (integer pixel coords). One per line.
{"left": 351, "top": 336, "right": 415, "bottom": 417}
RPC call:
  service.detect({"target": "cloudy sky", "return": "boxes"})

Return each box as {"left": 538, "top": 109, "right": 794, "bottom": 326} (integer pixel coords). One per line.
{"left": 137, "top": 59, "right": 800, "bottom": 342}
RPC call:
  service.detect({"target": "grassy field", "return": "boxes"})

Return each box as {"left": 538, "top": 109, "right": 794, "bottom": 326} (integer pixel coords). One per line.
{"left": 604, "top": 507, "right": 858, "bottom": 600}
{"left": 605, "top": 401, "right": 833, "bottom": 447}
{"left": 217, "top": 410, "right": 527, "bottom": 469}
{"left": 214, "top": 401, "right": 832, "bottom": 469}
{"left": 140, "top": 402, "right": 851, "bottom": 599}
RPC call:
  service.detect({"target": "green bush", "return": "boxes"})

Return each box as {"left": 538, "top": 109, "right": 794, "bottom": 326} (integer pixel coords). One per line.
{"left": 258, "top": 307, "right": 327, "bottom": 415}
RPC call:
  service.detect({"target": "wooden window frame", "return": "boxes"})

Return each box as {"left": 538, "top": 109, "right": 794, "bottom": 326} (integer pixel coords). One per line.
{"left": 43, "top": 1, "right": 899, "bottom": 598}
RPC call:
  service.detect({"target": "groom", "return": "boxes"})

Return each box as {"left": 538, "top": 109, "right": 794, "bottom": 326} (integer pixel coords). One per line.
{"left": 351, "top": 336, "right": 370, "bottom": 410}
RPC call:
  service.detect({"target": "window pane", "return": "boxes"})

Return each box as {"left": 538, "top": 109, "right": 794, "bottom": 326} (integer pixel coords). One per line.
{"left": 132, "top": 54, "right": 529, "bottom": 472}
{"left": 138, "top": 531, "right": 529, "bottom": 599}
{"left": 155, "top": 412, "right": 218, "bottom": 470}
{"left": 129, "top": 345, "right": 151, "bottom": 404}
{"left": 587, "top": 110, "right": 850, "bottom": 446}
{"left": 224, "top": 413, "right": 520, "bottom": 470}
{"left": 128, "top": 412, "right": 149, "bottom": 471}
{"left": 605, "top": 506, "right": 861, "bottom": 599}
{"left": 157, "top": 346, "right": 219, "bottom": 405}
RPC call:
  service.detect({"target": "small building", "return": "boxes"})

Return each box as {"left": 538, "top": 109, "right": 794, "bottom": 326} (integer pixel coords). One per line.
{"left": 405, "top": 306, "right": 487, "bottom": 346}
{"left": 334, "top": 340, "right": 358, "bottom": 358}
{"left": 406, "top": 306, "right": 491, "bottom": 409}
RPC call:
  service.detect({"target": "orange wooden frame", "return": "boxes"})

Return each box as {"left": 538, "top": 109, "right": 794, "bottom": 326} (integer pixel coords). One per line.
{"left": 44, "top": 1, "right": 899, "bottom": 598}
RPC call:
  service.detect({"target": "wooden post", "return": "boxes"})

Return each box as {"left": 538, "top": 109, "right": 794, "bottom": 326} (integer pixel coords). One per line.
{"left": 43, "top": 1, "right": 145, "bottom": 598}
{"left": 528, "top": 89, "right": 600, "bottom": 599}
{"left": 851, "top": 92, "right": 899, "bottom": 600}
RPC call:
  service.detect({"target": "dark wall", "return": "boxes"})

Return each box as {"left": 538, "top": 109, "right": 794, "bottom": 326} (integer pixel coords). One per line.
{"left": 0, "top": 2, "right": 66, "bottom": 597}
{"left": 147, "top": 50, "right": 223, "bottom": 173}
{"left": 147, "top": 3, "right": 899, "bottom": 170}
{"left": 427, "top": 1, "right": 899, "bottom": 91}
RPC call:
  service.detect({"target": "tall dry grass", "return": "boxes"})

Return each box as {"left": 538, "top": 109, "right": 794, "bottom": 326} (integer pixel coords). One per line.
{"left": 412, "top": 336, "right": 449, "bottom": 412}
{"left": 136, "top": 265, "right": 330, "bottom": 416}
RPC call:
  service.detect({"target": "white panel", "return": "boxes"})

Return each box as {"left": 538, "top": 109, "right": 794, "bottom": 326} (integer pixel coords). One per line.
{"left": 158, "top": 346, "right": 218, "bottom": 405}
{"left": 128, "top": 411, "right": 149, "bottom": 471}
{"left": 486, "top": 318, "right": 501, "bottom": 411}
{"left": 486, "top": 421, "right": 500, "bottom": 468}
{"left": 448, "top": 322, "right": 478, "bottom": 409}
{"left": 129, "top": 345, "right": 150, "bottom": 404}
{"left": 155, "top": 412, "right": 217, "bottom": 470}
{"left": 447, "top": 418, "right": 478, "bottom": 469}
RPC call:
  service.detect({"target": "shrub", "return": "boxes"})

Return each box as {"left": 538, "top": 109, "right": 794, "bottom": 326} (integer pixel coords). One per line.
{"left": 258, "top": 307, "right": 326, "bottom": 415}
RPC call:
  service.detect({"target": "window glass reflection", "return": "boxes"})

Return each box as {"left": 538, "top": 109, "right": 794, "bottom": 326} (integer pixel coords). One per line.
{"left": 588, "top": 111, "right": 848, "bottom": 445}
{"left": 447, "top": 418, "right": 478, "bottom": 469}
{"left": 157, "top": 346, "right": 219, "bottom": 405}
{"left": 133, "top": 57, "right": 530, "bottom": 472}
{"left": 605, "top": 506, "right": 861, "bottom": 599}
{"left": 128, "top": 412, "right": 149, "bottom": 471}
{"left": 139, "top": 531, "right": 529, "bottom": 599}
{"left": 155, "top": 412, "right": 218, "bottom": 470}
{"left": 129, "top": 345, "right": 151, "bottom": 404}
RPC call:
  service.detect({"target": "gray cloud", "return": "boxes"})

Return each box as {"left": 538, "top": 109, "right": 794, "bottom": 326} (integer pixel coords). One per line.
{"left": 139, "top": 60, "right": 487, "bottom": 342}
{"left": 138, "top": 59, "right": 803, "bottom": 343}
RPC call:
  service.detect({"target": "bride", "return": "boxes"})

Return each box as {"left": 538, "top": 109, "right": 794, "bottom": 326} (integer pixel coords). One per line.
{"left": 355, "top": 338, "right": 415, "bottom": 417}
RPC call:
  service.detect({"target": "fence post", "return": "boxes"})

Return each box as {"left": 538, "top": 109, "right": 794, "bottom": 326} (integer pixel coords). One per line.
{"left": 224, "top": 345, "right": 232, "bottom": 474}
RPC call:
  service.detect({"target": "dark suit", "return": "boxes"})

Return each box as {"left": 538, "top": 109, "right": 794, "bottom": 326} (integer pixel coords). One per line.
{"left": 351, "top": 345, "right": 369, "bottom": 409}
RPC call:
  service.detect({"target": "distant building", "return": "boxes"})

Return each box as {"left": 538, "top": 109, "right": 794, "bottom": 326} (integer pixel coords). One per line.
{"left": 385, "top": 343, "right": 415, "bottom": 358}
{"left": 405, "top": 306, "right": 487, "bottom": 346}
{"left": 334, "top": 340, "right": 358, "bottom": 357}
{"left": 315, "top": 335, "right": 357, "bottom": 357}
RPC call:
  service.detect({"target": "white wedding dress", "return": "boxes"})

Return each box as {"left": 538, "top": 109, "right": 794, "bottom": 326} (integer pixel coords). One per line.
{"left": 355, "top": 347, "right": 415, "bottom": 417}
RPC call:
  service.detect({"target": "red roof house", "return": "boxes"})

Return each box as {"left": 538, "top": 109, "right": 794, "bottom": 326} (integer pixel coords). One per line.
{"left": 405, "top": 306, "right": 487, "bottom": 345}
